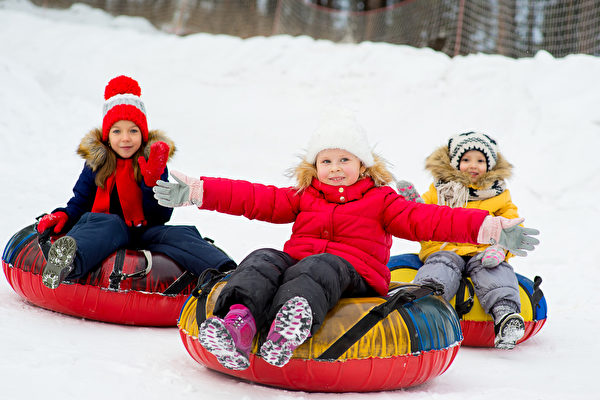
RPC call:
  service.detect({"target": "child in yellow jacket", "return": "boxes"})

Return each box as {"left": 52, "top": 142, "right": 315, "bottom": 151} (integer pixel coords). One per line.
{"left": 405, "top": 131, "right": 531, "bottom": 349}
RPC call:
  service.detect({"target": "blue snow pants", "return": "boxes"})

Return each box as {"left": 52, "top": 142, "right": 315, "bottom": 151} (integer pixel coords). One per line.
{"left": 65, "top": 212, "right": 236, "bottom": 280}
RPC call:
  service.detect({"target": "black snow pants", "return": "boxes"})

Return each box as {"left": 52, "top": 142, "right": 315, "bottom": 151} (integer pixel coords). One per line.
{"left": 212, "top": 248, "right": 377, "bottom": 334}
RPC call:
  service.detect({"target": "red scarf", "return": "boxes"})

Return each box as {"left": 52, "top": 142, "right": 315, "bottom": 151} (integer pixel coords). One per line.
{"left": 92, "top": 158, "right": 146, "bottom": 227}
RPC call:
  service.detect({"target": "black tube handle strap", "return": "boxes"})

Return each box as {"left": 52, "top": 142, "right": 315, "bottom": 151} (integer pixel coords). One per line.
{"left": 317, "top": 285, "right": 435, "bottom": 361}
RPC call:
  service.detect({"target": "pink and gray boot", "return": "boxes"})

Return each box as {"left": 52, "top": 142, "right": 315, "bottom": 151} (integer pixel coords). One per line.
{"left": 259, "top": 296, "right": 313, "bottom": 367}
{"left": 198, "top": 304, "right": 256, "bottom": 370}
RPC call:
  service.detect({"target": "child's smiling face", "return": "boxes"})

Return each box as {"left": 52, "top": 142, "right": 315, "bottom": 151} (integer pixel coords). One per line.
{"left": 316, "top": 148, "right": 365, "bottom": 186}
{"left": 459, "top": 150, "right": 488, "bottom": 183}
{"left": 108, "top": 120, "right": 142, "bottom": 159}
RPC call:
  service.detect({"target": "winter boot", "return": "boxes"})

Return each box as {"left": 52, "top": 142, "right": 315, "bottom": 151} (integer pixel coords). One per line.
{"left": 494, "top": 313, "right": 525, "bottom": 349}
{"left": 198, "top": 304, "right": 256, "bottom": 370}
{"left": 259, "top": 296, "right": 312, "bottom": 367}
{"left": 41, "top": 236, "right": 77, "bottom": 289}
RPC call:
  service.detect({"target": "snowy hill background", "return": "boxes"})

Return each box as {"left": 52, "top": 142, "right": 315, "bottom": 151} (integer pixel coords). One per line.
{"left": 1, "top": 1, "right": 599, "bottom": 399}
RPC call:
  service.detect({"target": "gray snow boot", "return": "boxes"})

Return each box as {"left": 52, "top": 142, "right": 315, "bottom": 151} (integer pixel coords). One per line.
{"left": 494, "top": 313, "right": 525, "bottom": 349}
{"left": 42, "top": 236, "right": 77, "bottom": 289}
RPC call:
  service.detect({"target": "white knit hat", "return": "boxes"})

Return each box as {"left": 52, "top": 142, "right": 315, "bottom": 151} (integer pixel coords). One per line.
{"left": 448, "top": 131, "right": 498, "bottom": 171}
{"left": 304, "top": 110, "right": 375, "bottom": 167}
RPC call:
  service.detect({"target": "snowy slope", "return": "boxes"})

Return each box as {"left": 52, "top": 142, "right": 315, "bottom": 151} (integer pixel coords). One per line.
{"left": 1, "top": 1, "right": 599, "bottom": 399}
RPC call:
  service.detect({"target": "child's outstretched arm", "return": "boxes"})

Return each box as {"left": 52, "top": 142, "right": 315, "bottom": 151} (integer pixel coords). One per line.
{"left": 153, "top": 171, "right": 299, "bottom": 224}
{"left": 384, "top": 193, "right": 539, "bottom": 257}
{"left": 153, "top": 171, "right": 204, "bottom": 207}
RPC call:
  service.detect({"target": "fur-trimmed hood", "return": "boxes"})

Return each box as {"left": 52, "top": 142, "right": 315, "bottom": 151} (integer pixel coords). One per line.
{"left": 424, "top": 146, "right": 512, "bottom": 189}
{"left": 76, "top": 128, "right": 176, "bottom": 170}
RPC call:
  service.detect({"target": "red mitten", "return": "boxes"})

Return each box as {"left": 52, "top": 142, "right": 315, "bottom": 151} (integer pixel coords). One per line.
{"left": 37, "top": 211, "right": 68, "bottom": 234}
{"left": 138, "top": 141, "right": 169, "bottom": 187}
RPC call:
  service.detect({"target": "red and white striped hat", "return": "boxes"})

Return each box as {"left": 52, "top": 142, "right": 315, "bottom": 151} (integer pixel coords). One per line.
{"left": 102, "top": 75, "right": 148, "bottom": 142}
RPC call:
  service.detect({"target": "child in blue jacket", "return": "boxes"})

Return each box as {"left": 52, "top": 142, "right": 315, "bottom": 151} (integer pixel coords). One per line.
{"left": 37, "top": 75, "right": 235, "bottom": 288}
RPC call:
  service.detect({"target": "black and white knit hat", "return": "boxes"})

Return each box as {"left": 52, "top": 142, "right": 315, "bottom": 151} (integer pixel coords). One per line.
{"left": 304, "top": 109, "right": 375, "bottom": 167}
{"left": 448, "top": 131, "right": 498, "bottom": 171}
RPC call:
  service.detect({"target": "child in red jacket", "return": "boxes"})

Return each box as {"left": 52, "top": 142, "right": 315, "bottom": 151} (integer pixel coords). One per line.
{"left": 154, "top": 111, "right": 539, "bottom": 370}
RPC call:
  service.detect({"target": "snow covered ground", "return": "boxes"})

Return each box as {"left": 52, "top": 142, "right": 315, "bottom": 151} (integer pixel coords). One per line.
{"left": 1, "top": 1, "right": 599, "bottom": 398}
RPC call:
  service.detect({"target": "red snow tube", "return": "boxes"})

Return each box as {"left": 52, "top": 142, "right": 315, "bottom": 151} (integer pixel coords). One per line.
{"left": 2, "top": 223, "right": 197, "bottom": 326}
{"left": 178, "top": 273, "right": 463, "bottom": 392}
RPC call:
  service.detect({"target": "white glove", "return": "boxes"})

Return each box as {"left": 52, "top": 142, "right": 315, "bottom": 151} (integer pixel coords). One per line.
{"left": 152, "top": 171, "right": 203, "bottom": 208}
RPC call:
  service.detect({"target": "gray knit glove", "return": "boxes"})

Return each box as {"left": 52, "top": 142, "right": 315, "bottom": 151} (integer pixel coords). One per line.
{"left": 477, "top": 216, "right": 540, "bottom": 257}
{"left": 153, "top": 171, "right": 203, "bottom": 208}
{"left": 499, "top": 224, "right": 540, "bottom": 257}
{"left": 396, "top": 180, "right": 424, "bottom": 203}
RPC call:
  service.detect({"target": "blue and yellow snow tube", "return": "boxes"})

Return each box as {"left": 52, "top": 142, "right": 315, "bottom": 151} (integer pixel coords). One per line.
{"left": 178, "top": 272, "right": 463, "bottom": 392}
{"left": 387, "top": 254, "right": 547, "bottom": 347}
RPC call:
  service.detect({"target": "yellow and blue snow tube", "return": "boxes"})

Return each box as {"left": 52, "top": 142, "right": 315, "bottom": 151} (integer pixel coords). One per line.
{"left": 388, "top": 254, "right": 547, "bottom": 347}
{"left": 178, "top": 270, "right": 463, "bottom": 392}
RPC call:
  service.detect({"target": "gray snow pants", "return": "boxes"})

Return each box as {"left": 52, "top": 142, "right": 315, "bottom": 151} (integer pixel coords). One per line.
{"left": 413, "top": 250, "right": 520, "bottom": 314}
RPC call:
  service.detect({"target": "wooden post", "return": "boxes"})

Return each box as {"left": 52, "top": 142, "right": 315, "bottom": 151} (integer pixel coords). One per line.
{"left": 454, "top": 0, "right": 466, "bottom": 56}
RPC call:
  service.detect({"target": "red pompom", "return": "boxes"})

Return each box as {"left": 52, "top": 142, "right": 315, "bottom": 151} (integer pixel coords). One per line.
{"left": 104, "top": 75, "right": 142, "bottom": 100}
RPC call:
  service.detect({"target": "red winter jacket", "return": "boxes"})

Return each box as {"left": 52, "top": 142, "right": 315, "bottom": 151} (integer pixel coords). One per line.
{"left": 200, "top": 176, "right": 488, "bottom": 295}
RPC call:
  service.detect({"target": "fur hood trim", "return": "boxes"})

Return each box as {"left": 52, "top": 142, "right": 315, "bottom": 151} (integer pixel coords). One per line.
{"left": 77, "top": 128, "right": 176, "bottom": 170}
{"left": 425, "top": 146, "right": 512, "bottom": 189}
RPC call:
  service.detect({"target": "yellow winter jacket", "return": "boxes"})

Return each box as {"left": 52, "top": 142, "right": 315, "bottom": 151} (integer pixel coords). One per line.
{"left": 418, "top": 146, "right": 519, "bottom": 262}
{"left": 418, "top": 184, "right": 519, "bottom": 261}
